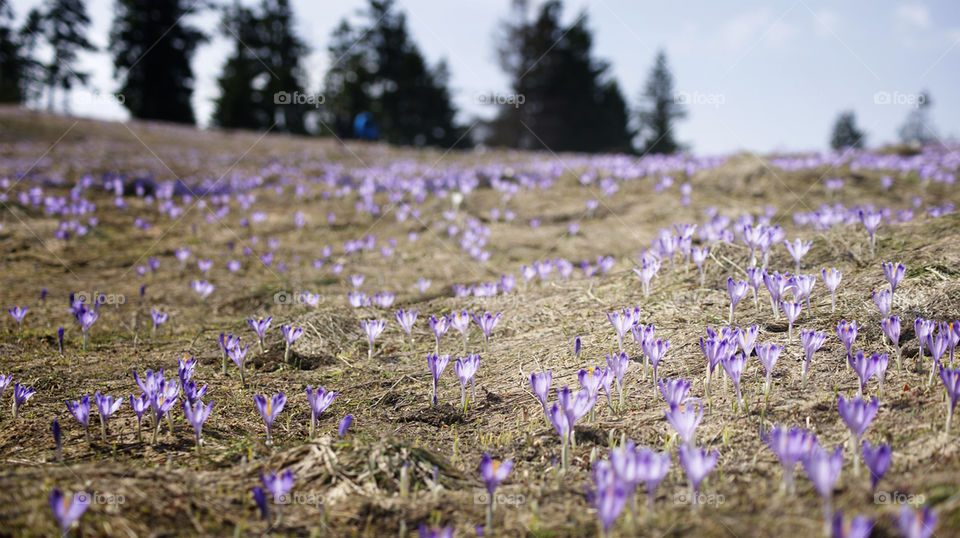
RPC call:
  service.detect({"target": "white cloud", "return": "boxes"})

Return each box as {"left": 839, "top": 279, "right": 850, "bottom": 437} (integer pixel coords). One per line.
{"left": 813, "top": 9, "right": 840, "bottom": 37}
{"left": 895, "top": 3, "right": 931, "bottom": 29}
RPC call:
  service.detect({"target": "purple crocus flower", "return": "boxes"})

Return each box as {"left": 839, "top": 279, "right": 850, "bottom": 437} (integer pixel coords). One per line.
{"left": 77, "top": 309, "right": 99, "bottom": 350}
{"left": 12, "top": 382, "right": 35, "bottom": 418}
{"left": 182, "top": 399, "right": 214, "bottom": 454}
{"left": 579, "top": 366, "right": 606, "bottom": 401}
{"left": 757, "top": 343, "right": 782, "bottom": 397}
{"left": 549, "top": 402, "right": 571, "bottom": 469}
{"left": 635, "top": 447, "right": 671, "bottom": 507}
{"left": 455, "top": 354, "right": 480, "bottom": 412}
{"left": 746, "top": 267, "right": 764, "bottom": 309}
{"left": 802, "top": 445, "right": 844, "bottom": 526}
{"left": 586, "top": 463, "right": 628, "bottom": 536}
{"left": 915, "top": 318, "right": 935, "bottom": 373}
{"left": 178, "top": 357, "right": 196, "bottom": 387}
{"left": 190, "top": 279, "right": 214, "bottom": 300}
{"left": 605, "top": 352, "right": 630, "bottom": 409}
{"left": 699, "top": 333, "right": 733, "bottom": 400}
{"left": 280, "top": 324, "right": 303, "bottom": 365}
{"left": 838, "top": 395, "right": 878, "bottom": 476}
{"left": 66, "top": 394, "right": 92, "bottom": 442}
{"left": 659, "top": 378, "right": 690, "bottom": 409}
{"left": 306, "top": 385, "right": 338, "bottom": 439}
{"left": 897, "top": 505, "right": 937, "bottom": 538}
{"left": 58, "top": 327, "right": 64, "bottom": 354}
{"left": 130, "top": 393, "right": 148, "bottom": 442}
{"left": 361, "top": 319, "right": 385, "bottom": 360}
{"left": 784, "top": 238, "right": 812, "bottom": 273}
{"left": 479, "top": 452, "right": 513, "bottom": 530}
{"left": 218, "top": 332, "right": 240, "bottom": 375}
{"left": 338, "top": 414, "right": 353, "bottom": 437}
{"left": 849, "top": 351, "right": 877, "bottom": 397}
{"left": 558, "top": 386, "right": 596, "bottom": 447}
{"left": 691, "top": 246, "right": 709, "bottom": 286}
{"left": 530, "top": 370, "right": 552, "bottom": 417}
{"left": 606, "top": 310, "right": 634, "bottom": 353}
{"left": 763, "top": 271, "right": 791, "bottom": 319}
{"left": 780, "top": 301, "right": 802, "bottom": 339}
{"left": 254, "top": 392, "right": 286, "bottom": 445}
{"left": 8, "top": 305, "right": 27, "bottom": 332}
{"left": 427, "top": 353, "right": 450, "bottom": 406}
{"left": 831, "top": 512, "right": 874, "bottom": 538}
{"left": 395, "top": 308, "right": 418, "bottom": 347}
{"left": 882, "top": 261, "right": 906, "bottom": 296}
{"left": 763, "top": 426, "right": 818, "bottom": 492}
{"left": 450, "top": 311, "right": 472, "bottom": 353}
{"left": 472, "top": 311, "right": 501, "bottom": 350}
{"left": 821, "top": 267, "right": 842, "bottom": 312}
{"left": 350, "top": 274, "right": 365, "bottom": 289}
{"left": 726, "top": 277, "right": 749, "bottom": 324}
{"left": 183, "top": 380, "right": 207, "bottom": 406}
{"left": 429, "top": 315, "right": 449, "bottom": 354}
{"left": 882, "top": 316, "right": 902, "bottom": 370}
{"left": 939, "top": 366, "right": 960, "bottom": 433}
{"left": 721, "top": 352, "right": 747, "bottom": 410}
{"left": 49, "top": 488, "right": 90, "bottom": 534}
{"left": 418, "top": 524, "right": 454, "bottom": 538}
{"left": 260, "top": 469, "right": 295, "bottom": 524}
{"left": 94, "top": 391, "right": 123, "bottom": 442}
{"left": 642, "top": 338, "right": 669, "bottom": 391}
{"left": 52, "top": 418, "right": 62, "bottom": 462}
{"left": 926, "top": 330, "right": 949, "bottom": 385}
{"left": 858, "top": 209, "right": 882, "bottom": 254}
{"left": 861, "top": 441, "right": 891, "bottom": 491}
{"left": 251, "top": 486, "right": 270, "bottom": 522}
{"left": 229, "top": 342, "right": 250, "bottom": 385}
{"left": 836, "top": 319, "right": 858, "bottom": 359}
{"left": 150, "top": 309, "right": 168, "bottom": 336}
{"left": 872, "top": 289, "right": 892, "bottom": 317}
{"left": 799, "top": 329, "right": 826, "bottom": 386}
{"left": 735, "top": 325, "right": 759, "bottom": 356}
{"left": 574, "top": 336, "right": 582, "bottom": 358}
{"left": 633, "top": 258, "right": 661, "bottom": 297}
{"left": 665, "top": 398, "right": 703, "bottom": 446}
{"left": 677, "top": 445, "right": 719, "bottom": 505}
{"left": 247, "top": 316, "right": 272, "bottom": 354}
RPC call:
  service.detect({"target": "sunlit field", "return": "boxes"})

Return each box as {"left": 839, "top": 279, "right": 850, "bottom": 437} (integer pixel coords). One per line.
{"left": 0, "top": 107, "right": 958, "bottom": 536}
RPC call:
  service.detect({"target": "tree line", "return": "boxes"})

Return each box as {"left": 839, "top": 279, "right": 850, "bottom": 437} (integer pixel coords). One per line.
{"left": 0, "top": 0, "right": 940, "bottom": 153}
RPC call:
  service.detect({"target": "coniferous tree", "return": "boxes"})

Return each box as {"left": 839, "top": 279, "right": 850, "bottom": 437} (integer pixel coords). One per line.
{"left": 898, "top": 91, "right": 936, "bottom": 145}
{"left": 487, "top": 0, "right": 634, "bottom": 153}
{"left": 17, "top": 9, "right": 46, "bottom": 106}
{"left": 0, "top": 3, "right": 27, "bottom": 103}
{"left": 636, "top": 50, "right": 685, "bottom": 155}
{"left": 323, "top": 0, "right": 465, "bottom": 147}
{"left": 39, "top": 0, "right": 96, "bottom": 111}
{"left": 213, "top": 0, "right": 310, "bottom": 133}
{"left": 213, "top": 3, "right": 269, "bottom": 130}
{"left": 110, "top": 0, "right": 206, "bottom": 124}
{"left": 829, "top": 110, "right": 865, "bottom": 150}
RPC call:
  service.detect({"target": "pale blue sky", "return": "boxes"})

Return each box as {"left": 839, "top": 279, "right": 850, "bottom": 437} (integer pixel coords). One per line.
{"left": 10, "top": 0, "right": 960, "bottom": 154}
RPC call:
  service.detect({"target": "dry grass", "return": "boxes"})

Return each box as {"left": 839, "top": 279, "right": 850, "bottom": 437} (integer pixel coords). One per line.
{"left": 1, "top": 107, "right": 959, "bottom": 536}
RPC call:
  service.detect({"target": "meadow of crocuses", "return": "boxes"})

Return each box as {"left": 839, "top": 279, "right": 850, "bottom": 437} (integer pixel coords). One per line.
{"left": 1, "top": 108, "right": 959, "bottom": 536}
